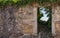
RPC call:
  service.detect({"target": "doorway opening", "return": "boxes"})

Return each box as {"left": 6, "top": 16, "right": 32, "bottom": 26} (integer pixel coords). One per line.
{"left": 37, "top": 6, "right": 52, "bottom": 33}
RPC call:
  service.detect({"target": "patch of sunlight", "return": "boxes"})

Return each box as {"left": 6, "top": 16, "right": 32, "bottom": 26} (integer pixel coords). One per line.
{"left": 39, "top": 7, "right": 49, "bottom": 22}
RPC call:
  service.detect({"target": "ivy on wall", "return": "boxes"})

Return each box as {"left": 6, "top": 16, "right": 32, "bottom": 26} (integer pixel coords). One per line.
{"left": 0, "top": 0, "right": 60, "bottom": 6}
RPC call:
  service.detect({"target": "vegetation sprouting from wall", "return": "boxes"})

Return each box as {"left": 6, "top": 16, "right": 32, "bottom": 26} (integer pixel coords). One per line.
{"left": 0, "top": 0, "right": 60, "bottom": 6}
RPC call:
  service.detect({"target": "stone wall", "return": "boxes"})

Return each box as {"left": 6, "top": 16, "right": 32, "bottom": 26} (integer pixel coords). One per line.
{"left": 0, "top": 6, "right": 37, "bottom": 38}
{"left": 52, "top": 5, "right": 60, "bottom": 38}
{"left": 15, "top": 6, "right": 37, "bottom": 35}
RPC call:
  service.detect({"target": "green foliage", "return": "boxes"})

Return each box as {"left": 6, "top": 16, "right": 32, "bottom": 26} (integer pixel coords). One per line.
{"left": 0, "top": 0, "right": 3, "bottom": 2}
{"left": 13, "top": 0, "right": 19, "bottom": 3}
{"left": 46, "top": 7, "right": 52, "bottom": 28}
{"left": 0, "top": 0, "right": 60, "bottom": 6}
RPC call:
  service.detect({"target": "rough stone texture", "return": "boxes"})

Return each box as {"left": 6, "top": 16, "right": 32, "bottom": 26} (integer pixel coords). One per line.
{"left": 52, "top": 6, "right": 60, "bottom": 38}
{"left": 38, "top": 32, "right": 53, "bottom": 38}
{"left": 0, "top": 6, "right": 37, "bottom": 38}
{"left": 15, "top": 7, "right": 37, "bottom": 35}
{"left": 0, "top": 10, "right": 3, "bottom": 37}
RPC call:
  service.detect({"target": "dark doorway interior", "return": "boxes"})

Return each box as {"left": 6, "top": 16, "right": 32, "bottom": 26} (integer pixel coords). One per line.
{"left": 37, "top": 6, "right": 52, "bottom": 33}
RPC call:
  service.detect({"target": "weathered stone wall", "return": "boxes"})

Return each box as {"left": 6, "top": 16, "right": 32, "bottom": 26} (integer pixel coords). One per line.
{"left": 52, "top": 5, "right": 60, "bottom": 38}
{"left": 15, "top": 6, "right": 37, "bottom": 35}
{"left": 0, "top": 6, "right": 37, "bottom": 38}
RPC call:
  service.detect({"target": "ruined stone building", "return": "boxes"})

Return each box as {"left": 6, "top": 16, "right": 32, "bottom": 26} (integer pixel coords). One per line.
{"left": 0, "top": 2, "right": 60, "bottom": 38}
